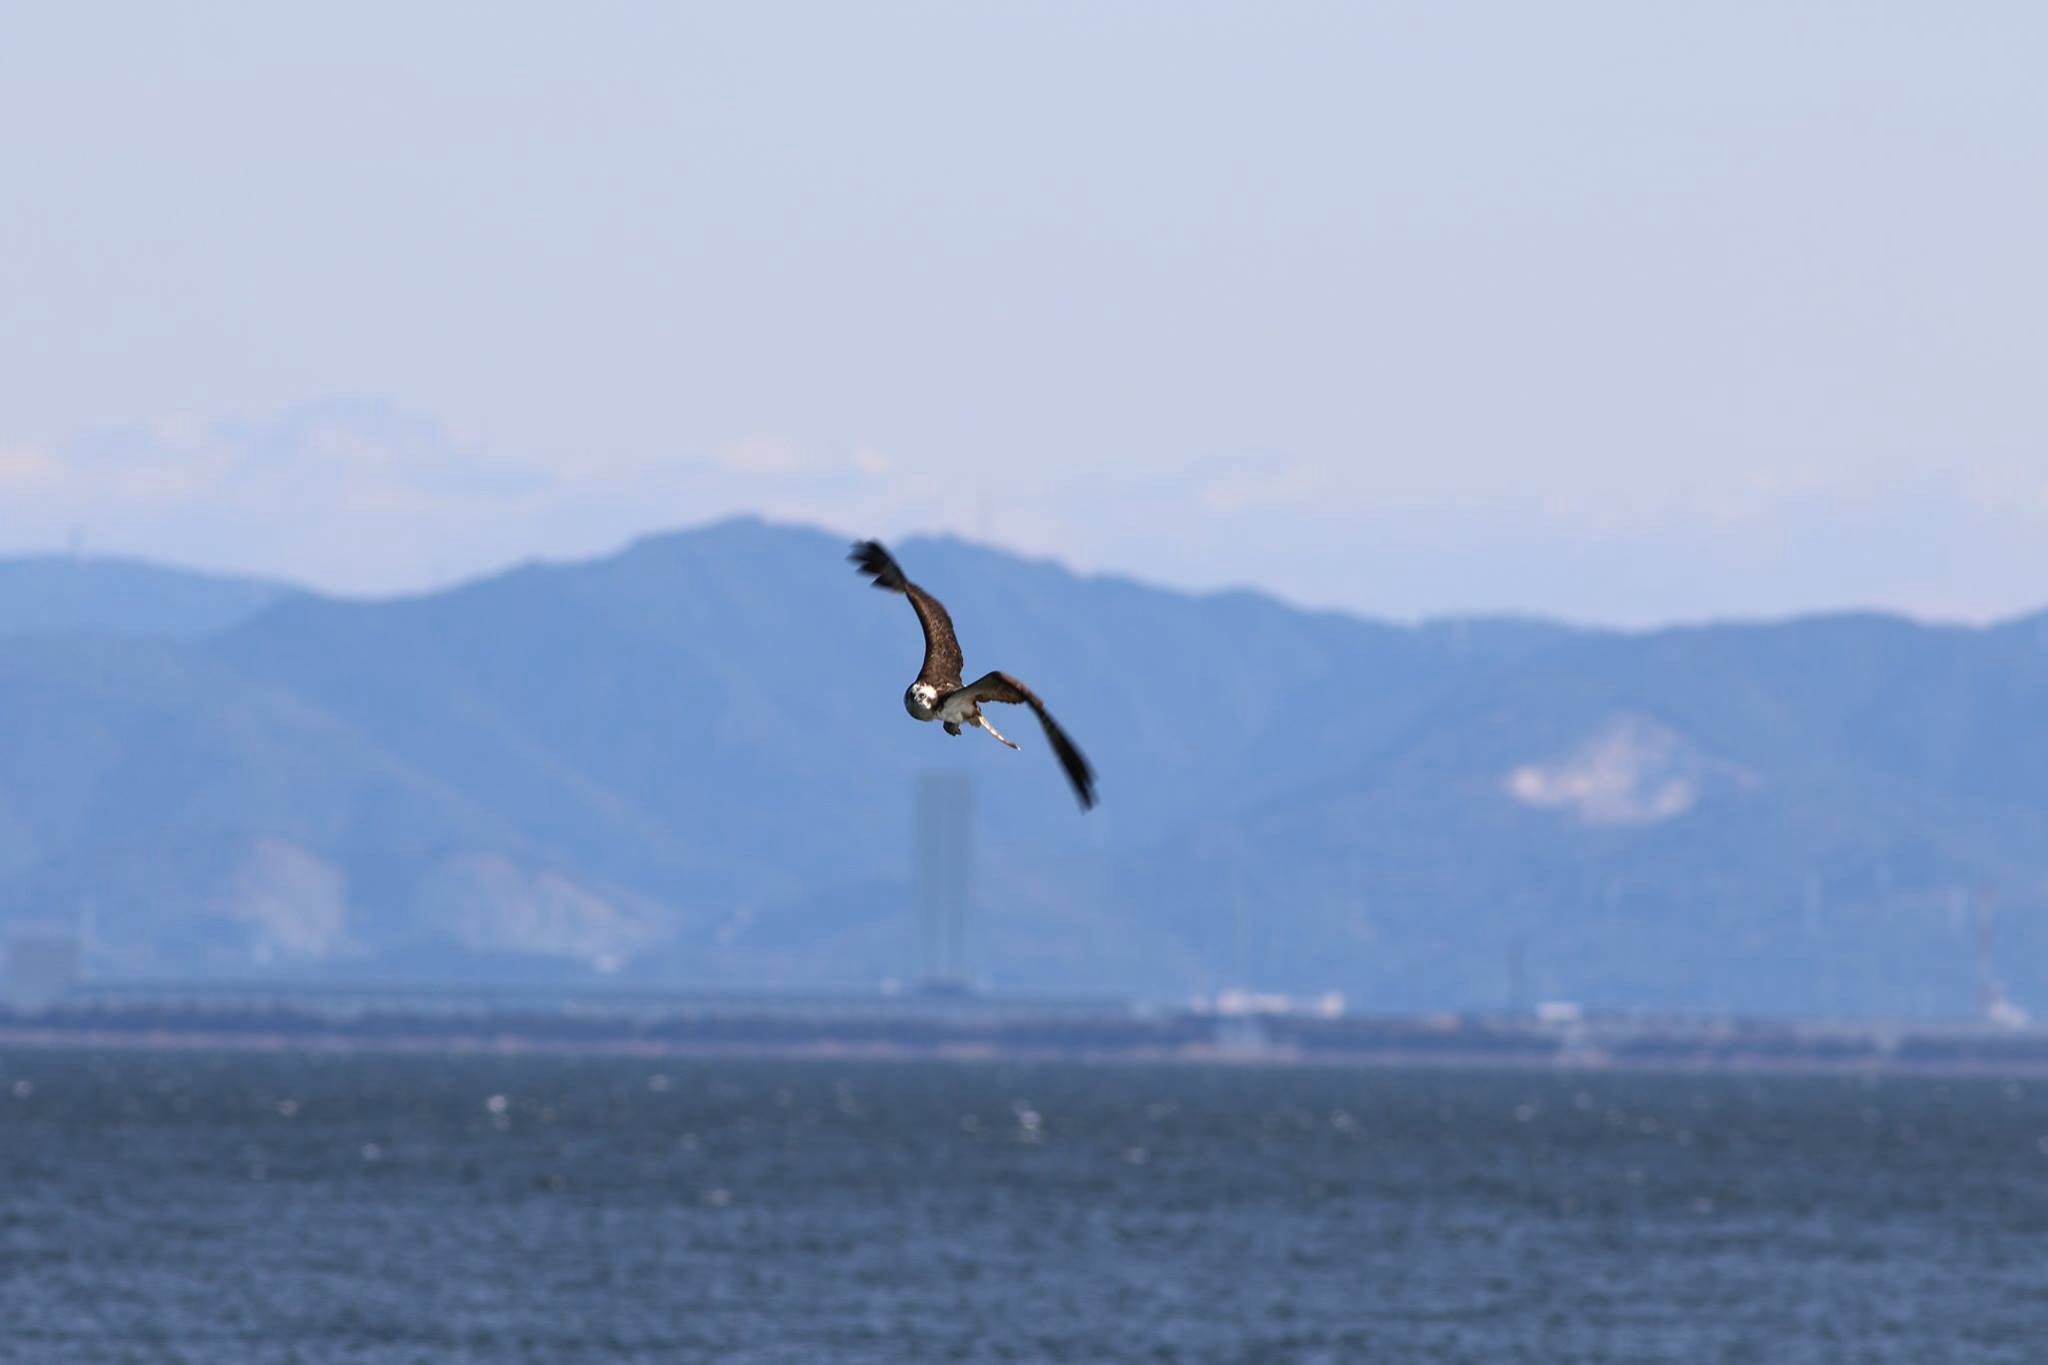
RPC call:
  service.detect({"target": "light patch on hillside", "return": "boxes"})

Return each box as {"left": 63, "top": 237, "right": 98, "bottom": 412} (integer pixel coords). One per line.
{"left": 1504, "top": 714, "right": 1745, "bottom": 827}
{"left": 225, "top": 838, "right": 350, "bottom": 962}
{"left": 413, "top": 853, "right": 661, "bottom": 970}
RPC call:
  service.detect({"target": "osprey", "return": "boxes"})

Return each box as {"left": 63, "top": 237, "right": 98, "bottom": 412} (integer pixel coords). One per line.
{"left": 850, "top": 540, "right": 1097, "bottom": 811}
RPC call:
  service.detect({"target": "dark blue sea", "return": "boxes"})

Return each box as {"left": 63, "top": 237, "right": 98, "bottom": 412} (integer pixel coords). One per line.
{"left": 4, "top": 1049, "right": 2046, "bottom": 1362}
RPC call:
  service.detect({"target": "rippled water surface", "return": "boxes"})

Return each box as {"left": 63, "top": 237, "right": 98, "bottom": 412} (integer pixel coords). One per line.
{"left": 5, "top": 1049, "right": 2048, "bottom": 1362}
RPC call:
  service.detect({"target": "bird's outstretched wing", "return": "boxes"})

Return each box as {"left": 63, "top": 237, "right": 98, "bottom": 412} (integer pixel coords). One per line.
{"left": 955, "top": 670, "right": 1097, "bottom": 810}
{"left": 849, "top": 541, "right": 964, "bottom": 690}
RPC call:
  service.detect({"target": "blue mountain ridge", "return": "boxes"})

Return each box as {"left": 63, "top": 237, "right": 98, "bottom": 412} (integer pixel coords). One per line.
{"left": 3, "top": 517, "right": 2046, "bottom": 1016}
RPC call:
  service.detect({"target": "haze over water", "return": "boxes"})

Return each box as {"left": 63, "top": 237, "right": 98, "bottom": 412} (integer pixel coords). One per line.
{"left": 6, "top": 1050, "right": 2046, "bottom": 1363}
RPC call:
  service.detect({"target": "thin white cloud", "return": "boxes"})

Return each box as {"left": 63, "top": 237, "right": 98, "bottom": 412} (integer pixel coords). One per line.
{"left": 711, "top": 433, "right": 811, "bottom": 476}
{"left": 0, "top": 446, "right": 59, "bottom": 490}
{"left": 0, "top": 401, "right": 931, "bottom": 594}
{"left": 1197, "top": 459, "right": 1322, "bottom": 515}
{"left": 8, "top": 395, "right": 2048, "bottom": 627}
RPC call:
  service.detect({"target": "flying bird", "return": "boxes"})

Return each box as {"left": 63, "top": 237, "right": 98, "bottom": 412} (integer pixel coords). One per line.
{"left": 849, "top": 540, "right": 1097, "bottom": 810}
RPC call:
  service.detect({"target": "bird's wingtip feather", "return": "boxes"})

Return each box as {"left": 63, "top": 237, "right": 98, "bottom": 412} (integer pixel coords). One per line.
{"left": 848, "top": 539, "right": 908, "bottom": 591}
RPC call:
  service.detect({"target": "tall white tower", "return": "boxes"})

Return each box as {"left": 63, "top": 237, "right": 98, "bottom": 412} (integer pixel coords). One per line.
{"left": 913, "top": 771, "right": 975, "bottom": 990}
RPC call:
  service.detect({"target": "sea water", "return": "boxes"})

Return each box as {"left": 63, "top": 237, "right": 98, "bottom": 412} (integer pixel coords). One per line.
{"left": 4, "top": 1050, "right": 2046, "bottom": 1362}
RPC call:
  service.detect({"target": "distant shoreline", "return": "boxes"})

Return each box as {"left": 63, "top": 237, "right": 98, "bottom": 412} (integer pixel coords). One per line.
{"left": 9, "top": 1022, "right": 2048, "bottom": 1080}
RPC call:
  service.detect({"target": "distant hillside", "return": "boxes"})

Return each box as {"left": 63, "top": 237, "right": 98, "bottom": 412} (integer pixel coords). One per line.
{"left": 0, "top": 555, "right": 296, "bottom": 638}
{"left": 2, "top": 518, "right": 2046, "bottom": 1017}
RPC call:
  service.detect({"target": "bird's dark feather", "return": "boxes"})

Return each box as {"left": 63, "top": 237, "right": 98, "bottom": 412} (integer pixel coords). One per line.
{"left": 848, "top": 540, "right": 964, "bottom": 690}
{"left": 957, "top": 670, "right": 1097, "bottom": 810}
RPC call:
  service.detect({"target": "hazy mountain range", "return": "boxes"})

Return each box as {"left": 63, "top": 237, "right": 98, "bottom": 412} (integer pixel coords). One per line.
{"left": 4, "top": 519, "right": 2046, "bottom": 1017}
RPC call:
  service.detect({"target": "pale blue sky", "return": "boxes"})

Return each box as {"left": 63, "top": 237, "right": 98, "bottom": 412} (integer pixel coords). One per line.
{"left": 2, "top": 3, "right": 2044, "bottom": 624}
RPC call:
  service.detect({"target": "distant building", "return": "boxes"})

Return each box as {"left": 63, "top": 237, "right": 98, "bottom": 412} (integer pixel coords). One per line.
{"left": 5, "top": 933, "right": 82, "bottom": 1010}
{"left": 913, "top": 772, "right": 975, "bottom": 991}
{"left": 1203, "top": 988, "right": 1346, "bottom": 1019}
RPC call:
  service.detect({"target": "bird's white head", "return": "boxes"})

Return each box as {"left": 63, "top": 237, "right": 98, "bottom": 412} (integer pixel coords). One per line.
{"left": 904, "top": 682, "right": 940, "bottom": 721}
